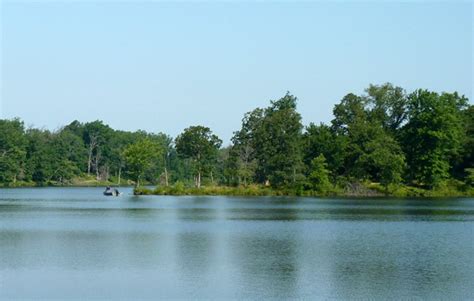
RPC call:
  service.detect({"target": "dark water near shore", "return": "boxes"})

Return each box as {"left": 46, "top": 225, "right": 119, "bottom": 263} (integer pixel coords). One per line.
{"left": 0, "top": 188, "right": 473, "bottom": 300}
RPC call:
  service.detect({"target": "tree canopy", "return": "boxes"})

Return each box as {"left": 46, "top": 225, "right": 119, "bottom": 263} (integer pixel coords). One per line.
{"left": 175, "top": 126, "right": 222, "bottom": 188}
{"left": 0, "top": 83, "right": 472, "bottom": 194}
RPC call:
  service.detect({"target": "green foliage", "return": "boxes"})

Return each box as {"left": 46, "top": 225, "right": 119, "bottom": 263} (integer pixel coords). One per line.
{"left": 0, "top": 119, "right": 27, "bottom": 184}
{"left": 365, "top": 83, "right": 408, "bottom": 132}
{"left": 402, "top": 90, "right": 468, "bottom": 187}
{"left": 331, "top": 90, "right": 406, "bottom": 187}
{"left": 0, "top": 83, "right": 472, "bottom": 197}
{"left": 358, "top": 133, "right": 405, "bottom": 188}
{"left": 175, "top": 125, "right": 222, "bottom": 188}
{"left": 123, "top": 139, "right": 163, "bottom": 187}
{"left": 232, "top": 92, "right": 304, "bottom": 187}
{"left": 465, "top": 168, "right": 474, "bottom": 187}
{"left": 303, "top": 123, "right": 346, "bottom": 177}
{"left": 308, "top": 154, "right": 331, "bottom": 192}
{"left": 454, "top": 105, "right": 474, "bottom": 179}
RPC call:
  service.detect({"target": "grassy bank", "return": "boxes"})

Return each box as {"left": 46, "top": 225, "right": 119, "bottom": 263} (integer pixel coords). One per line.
{"left": 0, "top": 175, "right": 137, "bottom": 188}
{"left": 134, "top": 182, "right": 474, "bottom": 198}
{"left": 2, "top": 179, "right": 472, "bottom": 197}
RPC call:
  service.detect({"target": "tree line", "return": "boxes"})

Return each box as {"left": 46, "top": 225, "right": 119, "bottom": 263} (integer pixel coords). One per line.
{"left": 1, "top": 83, "right": 473, "bottom": 194}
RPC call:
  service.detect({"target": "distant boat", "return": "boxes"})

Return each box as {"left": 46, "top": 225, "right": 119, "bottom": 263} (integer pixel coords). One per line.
{"left": 103, "top": 187, "right": 120, "bottom": 196}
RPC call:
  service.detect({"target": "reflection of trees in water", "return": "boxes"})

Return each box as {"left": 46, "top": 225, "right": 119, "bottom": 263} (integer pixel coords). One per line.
{"left": 175, "top": 197, "right": 220, "bottom": 221}
{"left": 296, "top": 198, "right": 474, "bottom": 222}
{"left": 174, "top": 202, "right": 218, "bottom": 282}
{"left": 230, "top": 234, "right": 298, "bottom": 299}
{"left": 176, "top": 208, "right": 218, "bottom": 221}
{"left": 226, "top": 208, "right": 300, "bottom": 221}
{"left": 326, "top": 223, "right": 473, "bottom": 300}
{"left": 0, "top": 206, "right": 170, "bottom": 270}
{"left": 116, "top": 207, "right": 166, "bottom": 269}
{"left": 0, "top": 230, "right": 30, "bottom": 268}
{"left": 175, "top": 232, "right": 215, "bottom": 276}
{"left": 224, "top": 200, "right": 474, "bottom": 223}
{"left": 0, "top": 230, "right": 119, "bottom": 269}
{"left": 225, "top": 204, "right": 300, "bottom": 298}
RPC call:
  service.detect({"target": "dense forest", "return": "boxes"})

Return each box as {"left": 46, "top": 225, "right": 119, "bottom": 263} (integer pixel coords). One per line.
{"left": 1, "top": 83, "right": 473, "bottom": 196}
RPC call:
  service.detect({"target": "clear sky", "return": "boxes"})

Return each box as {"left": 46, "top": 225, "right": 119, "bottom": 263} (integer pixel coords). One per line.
{"left": 1, "top": 1, "right": 472, "bottom": 144}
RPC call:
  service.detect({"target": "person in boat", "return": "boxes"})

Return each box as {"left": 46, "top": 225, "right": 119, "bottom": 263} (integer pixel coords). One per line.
{"left": 104, "top": 186, "right": 113, "bottom": 195}
{"left": 104, "top": 186, "right": 120, "bottom": 196}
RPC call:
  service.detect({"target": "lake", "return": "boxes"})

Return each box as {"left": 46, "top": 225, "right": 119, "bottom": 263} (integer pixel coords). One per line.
{"left": 0, "top": 187, "right": 473, "bottom": 300}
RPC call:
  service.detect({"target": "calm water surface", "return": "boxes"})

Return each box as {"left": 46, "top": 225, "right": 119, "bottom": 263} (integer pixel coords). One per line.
{"left": 0, "top": 188, "right": 473, "bottom": 300}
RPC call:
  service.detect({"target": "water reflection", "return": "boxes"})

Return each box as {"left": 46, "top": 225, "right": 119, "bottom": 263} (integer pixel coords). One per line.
{"left": 231, "top": 235, "right": 298, "bottom": 299}
{"left": 226, "top": 207, "right": 474, "bottom": 222}
{"left": 0, "top": 188, "right": 473, "bottom": 300}
{"left": 324, "top": 223, "right": 474, "bottom": 300}
{"left": 175, "top": 232, "right": 215, "bottom": 276}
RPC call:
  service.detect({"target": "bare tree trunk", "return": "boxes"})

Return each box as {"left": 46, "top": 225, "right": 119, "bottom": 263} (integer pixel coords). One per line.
{"left": 210, "top": 171, "right": 214, "bottom": 185}
{"left": 197, "top": 171, "right": 201, "bottom": 189}
{"left": 104, "top": 166, "right": 107, "bottom": 182}
{"left": 164, "top": 167, "right": 169, "bottom": 187}
{"left": 118, "top": 167, "right": 121, "bottom": 186}
{"left": 94, "top": 152, "right": 101, "bottom": 181}
{"left": 87, "top": 147, "right": 93, "bottom": 176}
{"left": 87, "top": 135, "right": 98, "bottom": 176}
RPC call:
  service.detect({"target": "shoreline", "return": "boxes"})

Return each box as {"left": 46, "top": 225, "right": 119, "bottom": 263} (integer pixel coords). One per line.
{"left": 1, "top": 182, "right": 472, "bottom": 198}
{"left": 133, "top": 185, "right": 474, "bottom": 198}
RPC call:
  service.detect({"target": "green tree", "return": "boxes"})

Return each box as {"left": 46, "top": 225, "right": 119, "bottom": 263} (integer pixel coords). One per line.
{"left": 402, "top": 90, "right": 468, "bottom": 187}
{"left": 332, "top": 93, "right": 368, "bottom": 135}
{"left": 465, "top": 168, "right": 474, "bottom": 187}
{"left": 308, "top": 154, "right": 331, "bottom": 192}
{"left": 50, "top": 129, "right": 85, "bottom": 183}
{"left": 142, "top": 132, "right": 173, "bottom": 185}
{"left": 229, "top": 113, "right": 260, "bottom": 185}
{"left": 234, "top": 93, "right": 304, "bottom": 187}
{"left": 359, "top": 133, "right": 405, "bottom": 188}
{"left": 331, "top": 90, "right": 406, "bottom": 186}
{"left": 25, "top": 129, "right": 52, "bottom": 183}
{"left": 175, "top": 126, "right": 222, "bottom": 188}
{"left": 455, "top": 105, "right": 474, "bottom": 181}
{"left": 365, "top": 83, "right": 408, "bottom": 132}
{"left": 55, "top": 128, "right": 87, "bottom": 170}
{"left": 83, "top": 121, "right": 113, "bottom": 180}
{"left": 123, "top": 139, "right": 163, "bottom": 187}
{"left": 0, "top": 119, "right": 27, "bottom": 184}
{"left": 303, "top": 123, "right": 347, "bottom": 178}
{"left": 25, "top": 128, "right": 83, "bottom": 184}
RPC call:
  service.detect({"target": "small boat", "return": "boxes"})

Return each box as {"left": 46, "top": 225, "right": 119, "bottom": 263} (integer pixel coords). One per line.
{"left": 103, "top": 187, "right": 121, "bottom": 196}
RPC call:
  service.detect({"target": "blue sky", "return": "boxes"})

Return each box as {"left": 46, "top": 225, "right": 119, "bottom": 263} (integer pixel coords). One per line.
{"left": 1, "top": 1, "right": 472, "bottom": 143}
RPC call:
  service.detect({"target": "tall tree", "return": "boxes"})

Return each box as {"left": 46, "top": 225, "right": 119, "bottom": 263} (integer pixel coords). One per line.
{"left": 175, "top": 126, "right": 222, "bottom": 188}
{"left": 331, "top": 91, "right": 405, "bottom": 185}
{"left": 231, "top": 108, "right": 264, "bottom": 183}
{"left": 0, "top": 119, "right": 27, "bottom": 184}
{"left": 308, "top": 154, "right": 331, "bottom": 192}
{"left": 365, "top": 83, "right": 408, "bottom": 132}
{"left": 303, "top": 123, "right": 347, "bottom": 179}
{"left": 123, "top": 139, "right": 163, "bottom": 187}
{"left": 402, "top": 90, "right": 468, "bottom": 187}
{"left": 83, "top": 121, "right": 112, "bottom": 180}
{"left": 455, "top": 105, "right": 474, "bottom": 181}
{"left": 234, "top": 93, "right": 304, "bottom": 187}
